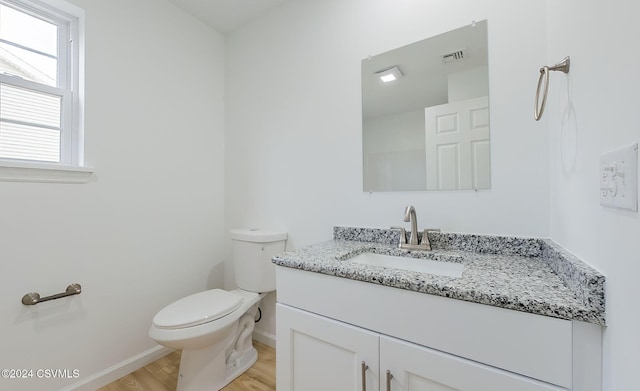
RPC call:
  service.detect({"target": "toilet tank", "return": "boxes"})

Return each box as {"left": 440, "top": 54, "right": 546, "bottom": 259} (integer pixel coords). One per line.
{"left": 230, "top": 228, "right": 287, "bottom": 293}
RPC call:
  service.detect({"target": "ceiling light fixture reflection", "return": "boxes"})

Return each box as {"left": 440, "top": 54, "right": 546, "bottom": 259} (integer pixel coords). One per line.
{"left": 375, "top": 66, "right": 403, "bottom": 83}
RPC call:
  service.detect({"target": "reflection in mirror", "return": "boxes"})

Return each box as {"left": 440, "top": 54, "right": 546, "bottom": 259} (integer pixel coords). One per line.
{"left": 362, "top": 20, "right": 490, "bottom": 192}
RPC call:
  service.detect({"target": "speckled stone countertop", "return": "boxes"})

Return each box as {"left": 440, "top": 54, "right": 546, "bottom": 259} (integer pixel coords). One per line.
{"left": 272, "top": 227, "right": 606, "bottom": 325}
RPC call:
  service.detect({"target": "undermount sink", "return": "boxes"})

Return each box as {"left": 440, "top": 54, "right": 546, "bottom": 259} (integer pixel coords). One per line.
{"left": 347, "top": 252, "right": 464, "bottom": 278}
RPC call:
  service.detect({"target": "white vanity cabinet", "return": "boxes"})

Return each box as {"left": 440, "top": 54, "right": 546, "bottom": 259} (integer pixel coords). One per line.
{"left": 277, "top": 304, "right": 380, "bottom": 391}
{"left": 275, "top": 266, "right": 602, "bottom": 391}
{"left": 277, "top": 304, "right": 565, "bottom": 391}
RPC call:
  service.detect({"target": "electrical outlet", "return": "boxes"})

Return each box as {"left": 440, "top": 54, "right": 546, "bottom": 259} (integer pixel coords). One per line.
{"left": 599, "top": 143, "right": 638, "bottom": 211}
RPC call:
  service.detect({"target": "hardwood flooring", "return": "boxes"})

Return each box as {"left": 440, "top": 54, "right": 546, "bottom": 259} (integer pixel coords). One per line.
{"left": 98, "top": 341, "right": 275, "bottom": 391}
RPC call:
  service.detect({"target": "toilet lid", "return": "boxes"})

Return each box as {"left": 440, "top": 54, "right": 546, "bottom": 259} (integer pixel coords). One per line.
{"left": 152, "top": 289, "right": 243, "bottom": 329}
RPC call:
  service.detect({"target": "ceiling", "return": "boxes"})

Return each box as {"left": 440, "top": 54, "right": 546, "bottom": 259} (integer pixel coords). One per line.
{"left": 168, "top": 0, "right": 288, "bottom": 34}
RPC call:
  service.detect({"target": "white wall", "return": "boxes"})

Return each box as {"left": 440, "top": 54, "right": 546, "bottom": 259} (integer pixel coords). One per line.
{"left": 546, "top": 0, "right": 640, "bottom": 389}
{"left": 0, "top": 1, "right": 226, "bottom": 390}
{"left": 225, "top": 0, "right": 549, "bottom": 344}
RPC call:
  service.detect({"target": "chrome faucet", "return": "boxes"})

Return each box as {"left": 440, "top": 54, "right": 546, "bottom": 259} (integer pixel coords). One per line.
{"left": 393, "top": 205, "right": 437, "bottom": 251}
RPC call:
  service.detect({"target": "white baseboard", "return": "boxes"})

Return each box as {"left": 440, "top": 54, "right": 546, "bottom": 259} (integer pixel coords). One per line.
{"left": 60, "top": 345, "right": 174, "bottom": 391}
{"left": 253, "top": 329, "right": 276, "bottom": 349}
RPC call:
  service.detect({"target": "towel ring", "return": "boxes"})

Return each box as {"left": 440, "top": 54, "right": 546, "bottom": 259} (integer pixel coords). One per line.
{"left": 534, "top": 56, "right": 570, "bottom": 121}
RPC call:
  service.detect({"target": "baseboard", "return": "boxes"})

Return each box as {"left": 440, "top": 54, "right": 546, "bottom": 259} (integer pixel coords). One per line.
{"left": 253, "top": 328, "right": 276, "bottom": 349}
{"left": 60, "top": 345, "right": 174, "bottom": 391}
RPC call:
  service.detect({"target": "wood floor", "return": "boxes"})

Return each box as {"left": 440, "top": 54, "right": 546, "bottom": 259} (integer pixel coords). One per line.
{"left": 98, "top": 341, "right": 275, "bottom": 391}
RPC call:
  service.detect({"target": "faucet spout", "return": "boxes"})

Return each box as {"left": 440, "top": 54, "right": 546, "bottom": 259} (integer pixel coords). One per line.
{"left": 403, "top": 205, "right": 419, "bottom": 245}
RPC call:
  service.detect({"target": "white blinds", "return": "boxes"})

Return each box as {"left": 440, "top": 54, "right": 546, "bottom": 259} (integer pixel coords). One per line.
{"left": 0, "top": 81, "right": 62, "bottom": 162}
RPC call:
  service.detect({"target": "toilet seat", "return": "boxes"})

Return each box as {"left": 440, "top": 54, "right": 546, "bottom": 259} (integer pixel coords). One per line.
{"left": 152, "top": 289, "right": 242, "bottom": 330}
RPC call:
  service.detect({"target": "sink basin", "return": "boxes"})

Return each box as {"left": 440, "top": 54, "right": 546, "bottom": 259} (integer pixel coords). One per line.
{"left": 348, "top": 252, "right": 464, "bottom": 278}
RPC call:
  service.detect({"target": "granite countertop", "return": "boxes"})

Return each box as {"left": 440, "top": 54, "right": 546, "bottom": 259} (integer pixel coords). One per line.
{"left": 272, "top": 227, "right": 606, "bottom": 325}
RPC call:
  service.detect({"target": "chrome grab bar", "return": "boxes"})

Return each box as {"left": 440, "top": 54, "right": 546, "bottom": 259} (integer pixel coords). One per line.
{"left": 534, "top": 56, "right": 570, "bottom": 121}
{"left": 21, "top": 283, "right": 82, "bottom": 305}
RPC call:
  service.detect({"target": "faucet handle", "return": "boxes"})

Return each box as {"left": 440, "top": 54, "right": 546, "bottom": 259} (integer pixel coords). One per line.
{"left": 390, "top": 226, "right": 407, "bottom": 246}
{"left": 420, "top": 229, "right": 433, "bottom": 251}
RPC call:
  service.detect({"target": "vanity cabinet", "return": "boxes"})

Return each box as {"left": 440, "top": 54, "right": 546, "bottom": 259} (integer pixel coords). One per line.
{"left": 277, "top": 304, "right": 564, "bottom": 391}
{"left": 277, "top": 304, "right": 379, "bottom": 391}
{"left": 275, "top": 266, "right": 602, "bottom": 391}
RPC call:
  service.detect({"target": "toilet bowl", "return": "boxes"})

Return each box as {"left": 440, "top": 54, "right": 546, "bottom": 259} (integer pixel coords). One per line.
{"left": 149, "top": 289, "right": 262, "bottom": 390}
{"left": 149, "top": 229, "right": 287, "bottom": 391}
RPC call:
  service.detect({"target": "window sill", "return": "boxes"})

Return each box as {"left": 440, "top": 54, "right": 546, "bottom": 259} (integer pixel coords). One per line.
{"left": 0, "top": 161, "right": 94, "bottom": 183}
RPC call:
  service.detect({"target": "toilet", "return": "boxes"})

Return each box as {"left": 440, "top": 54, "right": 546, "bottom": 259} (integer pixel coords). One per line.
{"left": 149, "top": 228, "right": 287, "bottom": 391}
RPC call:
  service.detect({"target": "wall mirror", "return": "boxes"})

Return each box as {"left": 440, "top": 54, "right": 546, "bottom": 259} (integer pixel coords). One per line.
{"left": 362, "top": 20, "right": 490, "bottom": 192}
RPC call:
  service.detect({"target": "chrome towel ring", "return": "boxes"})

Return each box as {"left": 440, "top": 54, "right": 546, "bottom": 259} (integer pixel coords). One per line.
{"left": 534, "top": 56, "right": 570, "bottom": 121}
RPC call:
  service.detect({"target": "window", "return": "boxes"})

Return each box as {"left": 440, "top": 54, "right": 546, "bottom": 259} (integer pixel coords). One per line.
{"left": 0, "top": 0, "right": 83, "bottom": 169}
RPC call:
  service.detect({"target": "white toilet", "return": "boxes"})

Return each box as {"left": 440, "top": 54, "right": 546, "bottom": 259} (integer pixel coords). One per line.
{"left": 149, "top": 228, "right": 287, "bottom": 391}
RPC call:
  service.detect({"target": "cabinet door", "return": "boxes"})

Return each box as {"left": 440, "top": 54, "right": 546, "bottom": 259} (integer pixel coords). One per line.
{"left": 380, "top": 336, "right": 566, "bottom": 391}
{"left": 277, "top": 304, "right": 380, "bottom": 391}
